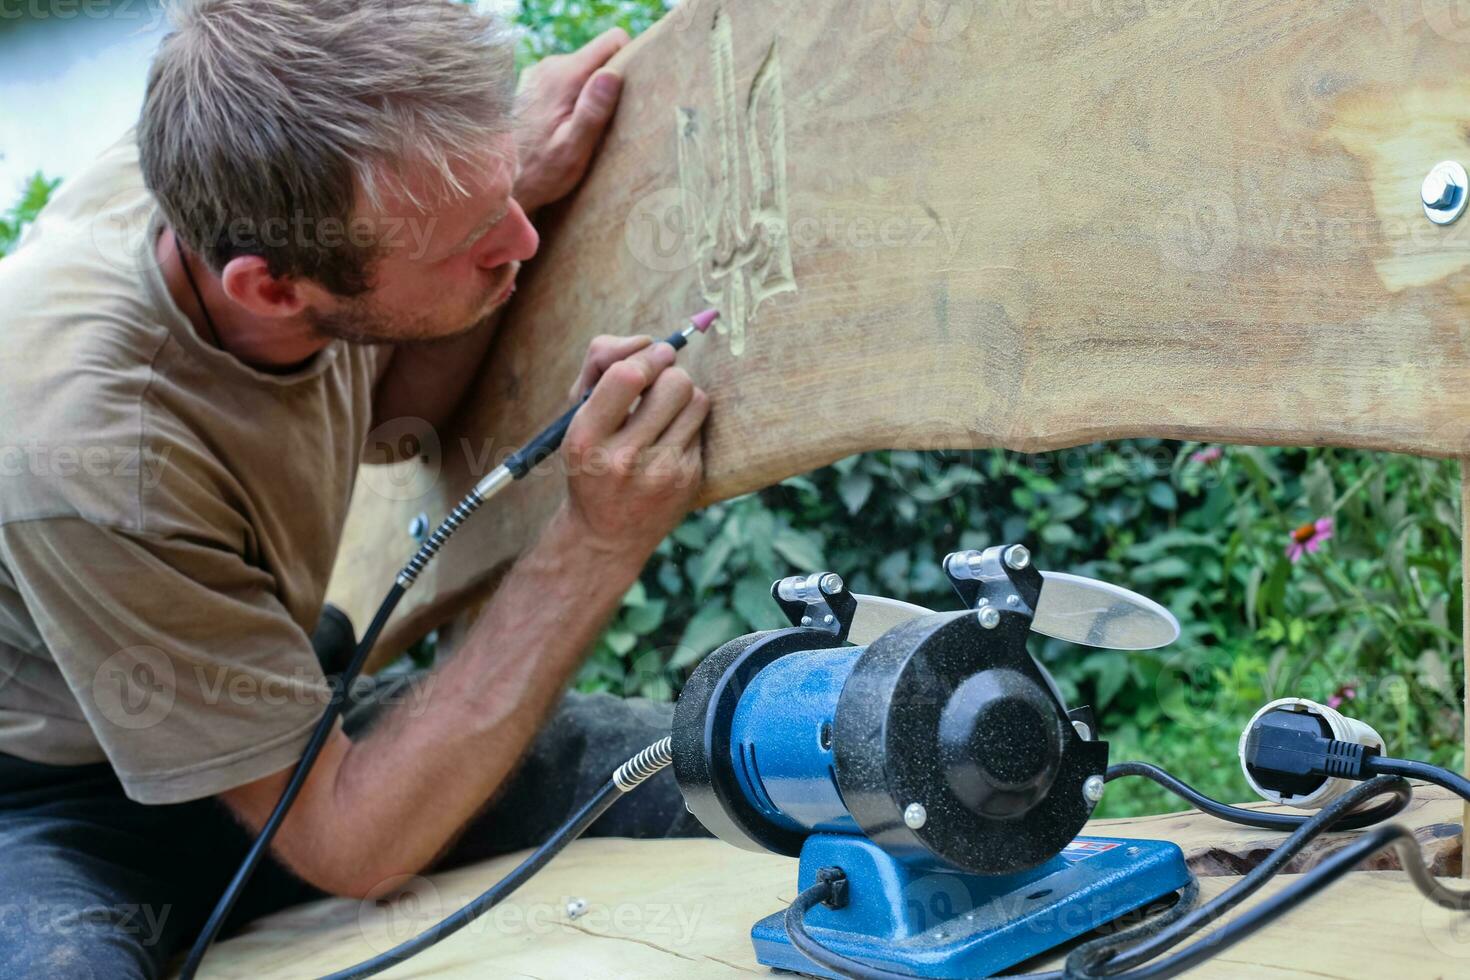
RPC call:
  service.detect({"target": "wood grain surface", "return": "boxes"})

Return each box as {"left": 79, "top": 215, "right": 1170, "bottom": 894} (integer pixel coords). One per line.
{"left": 326, "top": 0, "right": 1470, "bottom": 661}
{"left": 193, "top": 786, "right": 1470, "bottom": 978}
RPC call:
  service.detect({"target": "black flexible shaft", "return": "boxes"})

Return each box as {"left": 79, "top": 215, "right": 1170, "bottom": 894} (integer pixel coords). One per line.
{"left": 182, "top": 378, "right": 589, "bottom": 975}
{"left": 181, "top": 321, "right": 707, "bottom": 977}
{"left": 1366, "top": 755, "right": 1470, "bottom": 802}
{"left": 318, "top": 778, "right": 623, "bottom": 979}
{"left": 1105, "top": 760, "right": 1408, "bottom": 831}
{"left": 180, "top": 582, "right": 407, "bottom": 979}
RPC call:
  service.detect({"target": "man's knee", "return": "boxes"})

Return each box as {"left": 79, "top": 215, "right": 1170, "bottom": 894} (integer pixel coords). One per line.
{"left": 547, "top": 691, "right": 707, "bottom": 841}
{"left": 559, "top": 690, "right": 673, "bottom": 744}
{"left": 0, "top": 897, "right": 165, "bottom": 980}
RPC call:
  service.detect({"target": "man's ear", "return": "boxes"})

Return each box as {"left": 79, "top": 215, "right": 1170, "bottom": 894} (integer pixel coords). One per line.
{"left": 219, "top": 255, "right": 310, "bottom": 319}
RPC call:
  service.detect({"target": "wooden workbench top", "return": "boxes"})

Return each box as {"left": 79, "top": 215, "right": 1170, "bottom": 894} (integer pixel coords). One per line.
{"left": 196, "top": 786, "right": 1467, "bottom": 978}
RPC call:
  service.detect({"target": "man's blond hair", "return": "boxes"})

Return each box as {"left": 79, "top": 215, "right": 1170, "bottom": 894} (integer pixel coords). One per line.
{"left": 139, "top": 0, "right": 517, "bottom": 295}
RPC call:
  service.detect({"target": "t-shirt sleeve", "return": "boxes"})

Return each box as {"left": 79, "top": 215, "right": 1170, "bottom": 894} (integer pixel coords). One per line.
{"left": 0, "top": 516, "right": 333, "bottom": 804}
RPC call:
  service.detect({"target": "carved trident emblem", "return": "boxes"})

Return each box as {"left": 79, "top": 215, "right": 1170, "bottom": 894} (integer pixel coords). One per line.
{"left": 675, "top": 10, "right": 796, "bottom": 356}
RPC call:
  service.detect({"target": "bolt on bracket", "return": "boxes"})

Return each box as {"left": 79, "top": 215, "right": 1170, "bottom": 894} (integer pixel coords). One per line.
{"left": 772, "top": 571, "right": 857, "bottom": 641}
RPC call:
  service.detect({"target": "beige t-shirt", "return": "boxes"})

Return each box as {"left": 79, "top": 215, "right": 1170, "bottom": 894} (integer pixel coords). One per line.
{"left": 0, "top": 136, "right": 390, "bottom": 803}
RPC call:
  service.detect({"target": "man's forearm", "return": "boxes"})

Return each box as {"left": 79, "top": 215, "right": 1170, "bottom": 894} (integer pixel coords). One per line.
{"left": 316, "top": 505, "right": 647, "bottom": 895}
{"left": 226, "top": 333, "right": 704, "bottom": 899}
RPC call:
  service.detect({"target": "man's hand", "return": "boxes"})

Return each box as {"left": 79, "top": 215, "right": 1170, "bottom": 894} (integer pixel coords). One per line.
{"left": 561, "top": 337, "right": 708, "bottom": 554}
{"left": 513, "top": 28, "right": 630, "bottom": 215}
{"left": 567, "top": 332, "right": 654, "bottom": 399}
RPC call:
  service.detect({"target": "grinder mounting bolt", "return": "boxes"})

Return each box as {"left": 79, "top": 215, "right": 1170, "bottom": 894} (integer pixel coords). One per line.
{"left": 1083, "top": 775, "right": 1105, "bottom": 805}
{"left": 977, "top": 606, "right": 1001, "bottom": 629}
{"left": 1004, "top": 544, "right": 1031, "bottom": 570}
{"left": 903, "top": 802, "right": 928, "bottom": 829}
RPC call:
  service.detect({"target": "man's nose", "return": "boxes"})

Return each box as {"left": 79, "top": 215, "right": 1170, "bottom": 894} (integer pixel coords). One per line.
{"left": 476, "top": 200, "right": 540, "bottom": 270}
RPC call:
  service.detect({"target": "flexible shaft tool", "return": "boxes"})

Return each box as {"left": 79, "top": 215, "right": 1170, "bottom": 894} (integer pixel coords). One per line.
{"left": 397, "top": 306, "right": 719, "bottom": 587}
{"left": 181, "top": 307, "right": 719, "bottom": 978}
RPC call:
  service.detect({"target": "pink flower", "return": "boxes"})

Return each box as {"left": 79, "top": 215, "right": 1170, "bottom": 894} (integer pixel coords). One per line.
{"left": 1327, "top": 684, "right": 1357, "bottom": 710}
{"left": 1191, "top": 446, "right": 1223, "bottom": 464}
{"left": 1285, "top": 517, "right": 1333, "bottom": 563}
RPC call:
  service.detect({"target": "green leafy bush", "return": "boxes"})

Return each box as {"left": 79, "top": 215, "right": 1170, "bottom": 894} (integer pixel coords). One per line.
{"left": 513, "top": 0, "right": 672, "bottom": 65}
{"left": 579, "top": 443, "right": 1464, "bottom": 818}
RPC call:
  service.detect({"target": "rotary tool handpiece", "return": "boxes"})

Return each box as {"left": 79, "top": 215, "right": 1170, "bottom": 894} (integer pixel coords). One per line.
{"left": 490, "top": 308, "right": 719, "bottom": 485}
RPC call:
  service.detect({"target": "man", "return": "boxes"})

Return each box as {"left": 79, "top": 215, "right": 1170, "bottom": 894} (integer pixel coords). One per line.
{"left": 0, "top": 2, "right": 710, "bottom": 976}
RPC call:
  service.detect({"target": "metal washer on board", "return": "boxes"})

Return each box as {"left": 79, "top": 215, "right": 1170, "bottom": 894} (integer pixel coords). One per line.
{"left": 1422, "top": 160, "right": 1468, "bottom": 226}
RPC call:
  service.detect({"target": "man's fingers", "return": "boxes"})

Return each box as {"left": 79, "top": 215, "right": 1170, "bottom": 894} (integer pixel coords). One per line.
{"left": 616, "top": 368, "right": 695, "bottom": 450}
{"left": 566, "top": 26, "right": 630, "bottom": 77}
{"left": 565, "top": 69, "right": 623, "bottom": 145}
{"left": 653, "top": 387, "right": 710, "bottom": 450}
{"left": 570, "top": 334, "right": 652, "bottom": 399}
{"left": 568, "top": 342, "right": 675, "bottom": 443}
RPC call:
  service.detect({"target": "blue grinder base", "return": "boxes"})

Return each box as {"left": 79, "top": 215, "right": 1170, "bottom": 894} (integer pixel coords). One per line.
{"left": 752, "top": 834, "right": 1191, "bottom": 979}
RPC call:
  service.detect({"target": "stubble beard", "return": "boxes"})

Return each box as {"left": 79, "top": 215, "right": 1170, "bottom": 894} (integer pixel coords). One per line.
{"left": 307, "top": 263, "right": 518, "bottom": 348}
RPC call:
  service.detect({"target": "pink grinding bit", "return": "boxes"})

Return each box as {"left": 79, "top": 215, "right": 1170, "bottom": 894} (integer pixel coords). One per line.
{"left": 689, "top": 308, "right": 720, "bottom": 333}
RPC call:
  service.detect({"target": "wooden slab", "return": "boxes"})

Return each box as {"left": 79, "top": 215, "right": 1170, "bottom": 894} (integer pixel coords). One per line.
{"left": 328, "top": 0, "right": 1470, "bottom": 654}
{"left": 1093, "top": 783, "right": 1462, "bottom": 878}
{"left": 196, "top": 791, "right": 1470, "bottom": 978}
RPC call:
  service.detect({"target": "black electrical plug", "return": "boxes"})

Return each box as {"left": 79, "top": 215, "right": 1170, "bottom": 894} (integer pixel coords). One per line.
{"left": 1237, "top": 697, "right": 1384, "bottom": 809}
{"left": 1242, "top": 708, "right": 1375, "bottom": 799}
{"left": 1240, "top": 696, "right": 1470, "bottom": 808}
{"left": 815, "top": 867, "right": 850, "bottom": 910}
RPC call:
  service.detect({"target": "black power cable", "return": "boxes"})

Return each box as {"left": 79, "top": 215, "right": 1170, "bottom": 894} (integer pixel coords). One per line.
{"left": 180, "top": 582, "right": 407, "bottom": 977}
{"left": 1365, "top": 755, "right": 1470, "bottom": 801}
{"left": 1059, "top": 776, "right": 1430, "bottom": 979}
{"left": 1104, "top": 760, "right": 1409, "bottom": 831}
{"left": 316, "top": 737, "right": 674, "bottom": 979}
{"left": 323, "top": 781, "right": 621, "bottom": 979}
{"left": 1065, "top": 778, "right": 1470, "bottom": 977}
{"left": 784, "top": 872, "right": 1202, "bottom": 980}
{"left": 783, "top": 769, "right": 1469, "bottom": 980}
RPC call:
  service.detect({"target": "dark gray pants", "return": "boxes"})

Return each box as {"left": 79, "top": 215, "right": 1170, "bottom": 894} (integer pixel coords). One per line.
{"left": 0, "top": 676, "right": 702, "bottom": 979}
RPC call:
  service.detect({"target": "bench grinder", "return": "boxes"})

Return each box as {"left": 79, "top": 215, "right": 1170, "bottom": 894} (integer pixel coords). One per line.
{"left": 673, "top": 544, "right": 1191, "bottom": 978}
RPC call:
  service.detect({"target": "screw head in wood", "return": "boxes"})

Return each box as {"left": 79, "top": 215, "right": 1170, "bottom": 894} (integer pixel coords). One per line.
{"left": 1422, "top": 161, "right": 1468, "bottom": 225}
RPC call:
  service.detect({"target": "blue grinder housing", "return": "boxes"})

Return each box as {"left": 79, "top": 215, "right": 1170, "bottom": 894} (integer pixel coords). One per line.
{"left": 671, "top": 545, "right": 1191, "bottom": 978}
